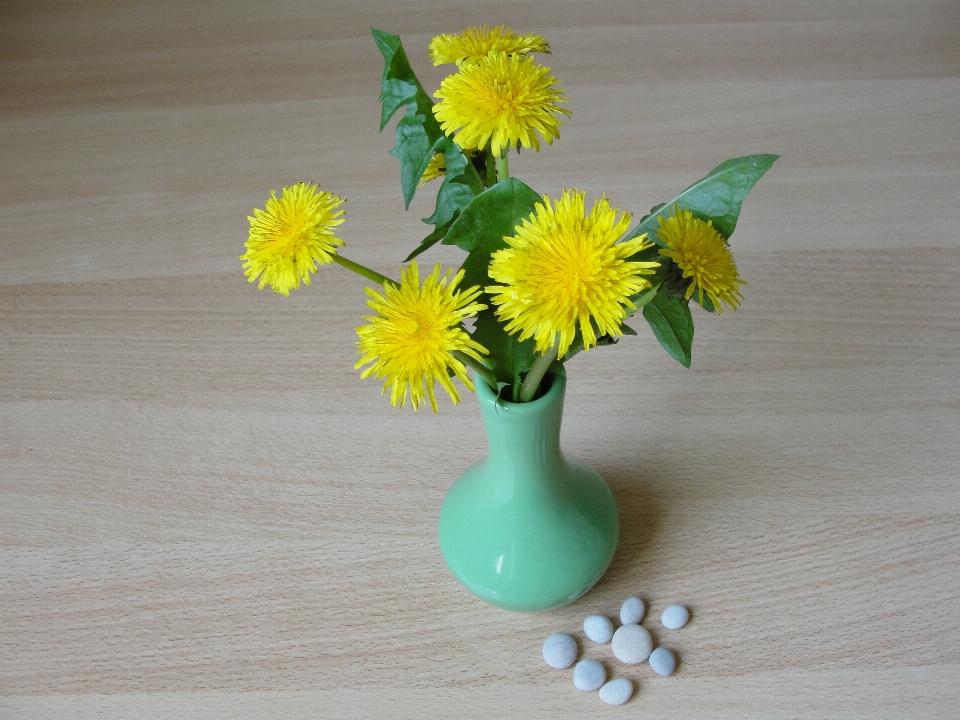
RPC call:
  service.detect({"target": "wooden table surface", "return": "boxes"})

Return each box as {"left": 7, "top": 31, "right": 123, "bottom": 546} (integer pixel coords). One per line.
{"left": 3, "top": 1, "right": 959, "bottom": 717}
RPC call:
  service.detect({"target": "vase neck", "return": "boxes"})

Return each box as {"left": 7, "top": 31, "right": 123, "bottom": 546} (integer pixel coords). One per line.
{"left": 475, "top": 374, "right": 565, "bottom": 472}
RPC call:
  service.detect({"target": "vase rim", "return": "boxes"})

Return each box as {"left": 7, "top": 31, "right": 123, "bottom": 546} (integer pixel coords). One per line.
{"left": 474, "top": 371, "right": 565, "bottom": 414}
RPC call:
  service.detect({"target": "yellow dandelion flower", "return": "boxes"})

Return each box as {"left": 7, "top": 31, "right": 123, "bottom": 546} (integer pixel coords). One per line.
{"left": 656, "top": 208, "right": 744, "bottom": 312}
{"left": 417, "top": 148, "right": 480, "bottom": 187}
{"left": 418, "top": 152, "right": 448, "bottom": 187}
{"left": 429, "top": 25, "right": 550, "bottom": 66}
{"left": 355, "top": 261, "right": 488, "bottom": 412}
{"left": 487, "top": 189, "right": 660, "bottom": 357}
{"left": 241, "top": 182, "right": 345, "bottom": 296}
{"left": 433, "top": 52, "right": 570, "bottom": 157}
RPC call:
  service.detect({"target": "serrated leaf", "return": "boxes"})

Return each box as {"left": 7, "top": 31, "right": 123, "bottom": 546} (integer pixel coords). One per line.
{"left": 424, "top": 141, "right": 483, "bottom": 223}
{"left": 372, "top": 29, "right": 422, "bottom": 131}
{"left": 389, "top": 106, "right": 444, "bottom": 208}
{"left": 373, "top": 28, "right": 483, "bottom": 246}
{"left": 405, "top": 140, "right": 486, "bottom": 262}
{"left": 642, "top": 291, "right": 694, "bottom": 368}
{"left": 624, "top": 154, "right": 779, "bottom": 248}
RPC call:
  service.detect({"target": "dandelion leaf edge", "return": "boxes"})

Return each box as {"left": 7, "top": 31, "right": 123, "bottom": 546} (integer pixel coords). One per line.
{"left": 642, "top": 290, "right": 694, "bottom": 368}
{"left": 625, "top": 153, "right": 780, "bottom": 246}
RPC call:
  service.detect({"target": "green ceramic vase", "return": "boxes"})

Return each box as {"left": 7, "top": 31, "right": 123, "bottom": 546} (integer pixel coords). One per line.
{"left": 438, "top": 373, "right": 619, "bottom": 612}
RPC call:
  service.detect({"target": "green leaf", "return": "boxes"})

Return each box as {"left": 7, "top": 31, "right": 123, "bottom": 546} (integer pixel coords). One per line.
{"left": 373, "top": 28, "right": 483, "bottom": 245}
{"left": 642, "top": 291, "right": 694, "bottom": 368}
{"left": 404, "top": 219, "right": 452, "bottom": 262}
{"left": 624, "top": 154, "right": 779, "bottom": 247}
{"left": 470, "top": 309, "right": 538, "bottom": 402}
{"left": 445, "top": 178, "right": 542, "bottom": 253}
{"left": 628, "top": 283, "right": 660, "bottom": 311}
{"left": 449, "top": 179, "right": 545, "bottom": 397}
{"left": 424, "top": 142, "right": 484, "bottom": 232}
{"left": 446, "top": 178, "right": 542, "bottom": 292}
{"left": 372, "top": 29, "right": 423, "bottom": 131}
{"left": 389, "top": 106, "right": 445, "bottom": 208}
{"left": 405, "top": 140, "right": 487, "bottom": 262}
{"left": 698, "top": 291, "right": 716, "bottom": 313}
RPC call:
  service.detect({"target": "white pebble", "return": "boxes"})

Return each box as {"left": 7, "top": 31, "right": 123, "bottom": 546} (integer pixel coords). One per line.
{"left": 542, "top": 632, "right": 578, "bottom": 669}
{"left": 661, "top": 604, "right": 690, "bottom": 630}
{"left": 583, "top": 615, "right": 614, "bottom": 644}
{"left": 611, "top": 623, "right": 653, "bottom": 664}
{"left": 573, "top": 659, "right": 606, "bottom": 691}
{"left": 598, "top": 677, "right": 634, "bottom": 705}
{"left": 649, "top": 647, "right": 677, "bottom": 676}
{"left": 620, "top": 596, "right": 645, "bottom": 624}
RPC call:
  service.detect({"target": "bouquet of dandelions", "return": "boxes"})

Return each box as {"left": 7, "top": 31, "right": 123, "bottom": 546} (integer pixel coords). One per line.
{"left": 240, "top": 26, "right": 777, "bottom": 410}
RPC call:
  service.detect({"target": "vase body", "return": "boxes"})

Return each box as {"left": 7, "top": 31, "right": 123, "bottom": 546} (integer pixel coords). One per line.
{"left": 438, "top": 373, "right": 619, "bottom": 612}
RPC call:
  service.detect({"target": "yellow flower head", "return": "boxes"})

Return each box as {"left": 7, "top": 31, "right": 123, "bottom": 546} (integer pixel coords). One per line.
{"left": 487, "top": 190, "right": 660, "bottom": 357}
{"left": 417, "top": 148, "right": 478, "bottom": 187}
{"left": 433, "top": 52, "right": 570, "bottom": 157}
{"left": 429, "top": 25, "right": 550, "bottom": 66}
{"left": 241, "top": 182, "right": 345, "bottom": 296}
{"left": 355, "top": 262, "right": 488, "bottom": 412}
{"left": 418, "top": 152, "right": 448, "bottom": 187}
{"left": 656, "top": 208, "right": 744, "bottom": 312}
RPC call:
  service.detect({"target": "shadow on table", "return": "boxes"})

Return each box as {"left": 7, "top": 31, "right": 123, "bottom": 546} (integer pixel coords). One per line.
{"left": 589, "top": 465, "right": 667, "bottom": 591}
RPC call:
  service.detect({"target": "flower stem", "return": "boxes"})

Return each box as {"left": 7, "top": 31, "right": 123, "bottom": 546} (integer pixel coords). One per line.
{"left": 452, "top": 351, "right": 498, "bottom": 392}
{"left": 332, "top": 254, "right": 399, "bottom": 287}
{"left": 496, "top": 152, "right": 510, "bottom": 183}
{"left": 519, "top": 343, "right": 559, "bottom": 403}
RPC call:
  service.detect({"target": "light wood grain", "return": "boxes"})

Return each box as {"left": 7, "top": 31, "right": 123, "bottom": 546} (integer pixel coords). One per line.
{"left": 2, "top": 1, "right": 959, "bottom": 718}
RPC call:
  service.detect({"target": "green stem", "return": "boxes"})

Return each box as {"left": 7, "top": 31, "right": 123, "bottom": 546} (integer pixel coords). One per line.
{"left": 452, "top": 351, "right": 498, "bottom": 392}
{"left": 519, "top": 343, "right": 559, "bottom": 403}
{"left": 496, "top": 152, "right": 510, "bottom": 183}
{"left": 485, "top": 149, "right": 497, "bottom": 187}
{"left": 332, "top": 254, "right": 398, "bottom": 287}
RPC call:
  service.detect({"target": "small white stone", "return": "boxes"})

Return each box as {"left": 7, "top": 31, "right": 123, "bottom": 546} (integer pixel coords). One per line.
{"left": 583, "top": 615, "right": 614, "bottom": 643}
{"left": 611, "top": 623, "right": 653, "bottom": 664}
{"left": 573, "top": 659, "right": 606, "bottom": 691}
{"left": 649, "top": 647, "right": 677, "bottom": 676}
{"left": 620, "top": 596, "right": 645, "bottom": 625}
{"left": 661, "top": 604, "right": 690, "bottom": 630}
{"left": 542, "top": 632, "right": 578, "bottom": 669}
{"left": 598, "top": 677, "right": 634, "bottom": 705}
